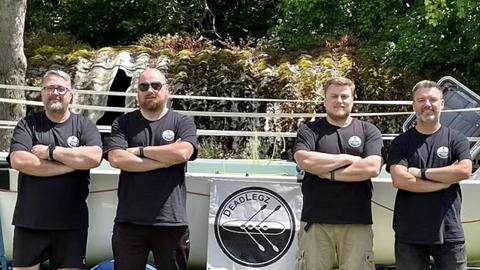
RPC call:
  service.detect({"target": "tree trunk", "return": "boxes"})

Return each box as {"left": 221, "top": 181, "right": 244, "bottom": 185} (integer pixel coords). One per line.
{"left": 0, "top": 0, "right": 27, "bottom": 151}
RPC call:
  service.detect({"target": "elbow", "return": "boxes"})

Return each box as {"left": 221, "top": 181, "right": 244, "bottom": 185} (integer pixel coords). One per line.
{"left": 392, "top": 178, "right": 406, "bottom": 189}
{"left": 461, "top": 167, "right": 472, "bottom": 180}
{"left": 365, "top": 165, "right": 382, "bottom": 178}
{"left": 295, "top": 160, "right": 311, "bottom": 172}
{"left": 108, "top": 153, "right": 122, "bottom": 169}
{"left": 174, "top": 148, "right": 191, "bottom": 164}
{"left": 392, "top": 180, "right": 403, "bottom": 189}
{"left": 109, "top": 158, "right": 121, "bottom": 169}
{"left": 88, "top": 152, "right": 103, "bottom": 168}
{"left": 10, "top": 158, "right": 25, "bottom": 171}
{"left": 367, "top": 165, "right": 381, "bottom": 178}
{"left": 79, "top": 151, "right": 102, "bottom": 169}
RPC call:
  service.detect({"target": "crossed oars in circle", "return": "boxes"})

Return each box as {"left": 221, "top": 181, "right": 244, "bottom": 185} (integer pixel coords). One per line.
{"left": 239, "top": 205, "right": 282, "bottom": 252}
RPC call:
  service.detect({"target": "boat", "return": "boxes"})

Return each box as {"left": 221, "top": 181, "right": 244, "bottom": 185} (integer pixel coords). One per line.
{"left": 1, "top": 159, "right": 480, "bottom": 269}
{"left": 0, "top": 76, "right": 480, "bottom": 268}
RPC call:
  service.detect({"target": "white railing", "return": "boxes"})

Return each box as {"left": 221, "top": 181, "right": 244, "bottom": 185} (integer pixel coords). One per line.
{"left": 1, "top": 83, "right": 480, "bottom": 141}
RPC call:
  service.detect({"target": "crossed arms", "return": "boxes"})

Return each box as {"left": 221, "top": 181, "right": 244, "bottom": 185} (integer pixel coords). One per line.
{"left": 10, "top": 145, "right": 103, "bottom": 177}
{"left": 294, "top": 150, "right": 383, "bottom": 182}
{"left": 390, "top": 160, "right": 472, "bottom": 193}
{"left": 107, "top": 140, "right": 195, "bottom": 172}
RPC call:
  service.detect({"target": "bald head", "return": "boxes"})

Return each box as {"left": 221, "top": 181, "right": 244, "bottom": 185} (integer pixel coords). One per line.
{"left": 139, "top": 68, "right": 166, "bottom": 83}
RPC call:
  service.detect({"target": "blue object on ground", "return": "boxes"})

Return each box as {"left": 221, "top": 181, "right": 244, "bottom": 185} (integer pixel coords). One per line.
{"left": 90, "top": 259, "right": 157, "bottom": 270}
{"left": 375, "top": 264, "right": 389, "bottom": 270}
{"left": 0, "top": 200, "right": 9, "bottom": 270}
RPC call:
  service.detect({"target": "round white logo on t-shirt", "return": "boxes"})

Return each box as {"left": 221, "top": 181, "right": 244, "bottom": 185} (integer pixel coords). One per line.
{"left": 162, "top": 130, "right": 175, "bottom": 141}
{"left": 67, "top": 136, "right": 79, "bottom": 147}
{"left": 348, "top": 136, "right": 362, "bottom": 148}
{"left": 437, "top": 146, "right": 449, "bottom": 159}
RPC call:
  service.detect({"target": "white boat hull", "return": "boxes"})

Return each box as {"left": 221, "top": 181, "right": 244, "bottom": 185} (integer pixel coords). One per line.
{"left": 1, "top": 160, "right": 480, "bottom": 268}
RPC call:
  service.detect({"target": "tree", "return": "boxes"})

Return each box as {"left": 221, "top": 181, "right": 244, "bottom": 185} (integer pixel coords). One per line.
{"left": 0, "top": 0, "right": 27, "bottom": 151}
{"left": 424, "top": 0, "right": 472, "bottom": 25}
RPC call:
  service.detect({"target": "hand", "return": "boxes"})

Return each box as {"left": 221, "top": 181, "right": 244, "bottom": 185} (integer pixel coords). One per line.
{"left": 31, "top": 145, "right": 49, "bottom": 160}
{"left": 407, "top": 167, "right": 421, "bottom": 179}
{"left": 126, "top": 147, "right": 139, "bottom": 156}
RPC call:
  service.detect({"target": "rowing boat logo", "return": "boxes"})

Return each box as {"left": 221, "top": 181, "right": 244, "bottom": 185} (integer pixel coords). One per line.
{"left": 214, "top": 187, "right": 296, "bottom": 267}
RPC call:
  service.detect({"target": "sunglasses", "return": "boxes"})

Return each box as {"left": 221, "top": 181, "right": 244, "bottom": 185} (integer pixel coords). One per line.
{"left": 138, "top": 82, "right": 167, "bottom": 92}
{"left": 42, "top": 85, "right": 70, "bottom": 95}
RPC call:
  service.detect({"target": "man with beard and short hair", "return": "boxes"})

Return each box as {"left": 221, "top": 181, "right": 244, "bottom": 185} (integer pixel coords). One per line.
{"left": 293, "top": 76, "right": 384, "bottom": 270}
{"left": 386, "top": 80, "right": 472, "bottom": 270}
{"left": 7, "top": 70, "right": 103, "bottom": 270}
{"left": 104, "top": 68, "right": 198, "bottom": 270}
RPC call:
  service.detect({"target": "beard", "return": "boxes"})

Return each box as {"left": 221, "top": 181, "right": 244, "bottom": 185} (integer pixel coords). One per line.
{"left": 139, "top": 97, "right": 165, "bottom": 111}
{"left": 326, "top": 108, "right": 351, "bottom": 121}
{"left": 45, "top": 100, "right": 67, "bottom": 113}
{"left": 416, "top": 109, "right": 440, "bottom": 123}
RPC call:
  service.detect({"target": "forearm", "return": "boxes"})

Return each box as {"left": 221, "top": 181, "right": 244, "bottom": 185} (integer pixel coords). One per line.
{"left": 295, "top": 151, "right": 356, "bottom": 174}
{"left": 331, "top": 160, "right": 381, "bottom": 182}
{"left": 53, "top": 146, "right": 102, "bottom": 170}
{"left": 11, "top": 152, "right": 74, "bottom": 177}
{"left": 108, "top": 150, "right": 170, "bottom": 172}
{"left": 393, "top": 173, "right": 448, "bottom": 193}
{"left": 143, "top": 144, "right": 191, "bottom": 165}
{"left": 424, "top": 166, "right": 471, "bottom": 184}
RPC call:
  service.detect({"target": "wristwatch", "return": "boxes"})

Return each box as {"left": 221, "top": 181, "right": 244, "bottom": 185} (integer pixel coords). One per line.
{"left": 330, "top": 171, "right": 336, "bottom": 182}
{"left": 48, "top": 144, "right": 56, "bottom": 161}
{"left": 420, "top": 168, "right": 429, "bottom": 180}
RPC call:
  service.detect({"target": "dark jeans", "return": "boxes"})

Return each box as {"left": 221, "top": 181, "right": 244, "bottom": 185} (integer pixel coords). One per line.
{"left": 112, "top": 223, "right": 190, "bottom": 270}
{"left": 395, "top": 240, "right": 466, "bottom": 270}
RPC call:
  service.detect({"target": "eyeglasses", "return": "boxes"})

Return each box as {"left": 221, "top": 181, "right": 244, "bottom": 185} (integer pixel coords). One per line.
{"left": 42, "top": 85, "right": 70, "bottom": 95}
{"left": 138, "top": 82, "right": 167, "bottom": 92}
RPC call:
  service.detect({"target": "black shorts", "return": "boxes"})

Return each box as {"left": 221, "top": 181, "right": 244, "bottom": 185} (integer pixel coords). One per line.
{"left": 13, "top": 226, "right": 88, "bottom": 269}
{"left": 112, "top": 223, "right": 190, "bottom": 270}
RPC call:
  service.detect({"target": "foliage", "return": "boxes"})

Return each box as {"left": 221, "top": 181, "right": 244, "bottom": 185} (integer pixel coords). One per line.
{"left": 24, "top": 31, "right": 88, "bottom": 58}
{"left": 25, "top": 0, "right": 278, "bottom": 48}
{"left": 360, "top": 1, "right": 480, "bottom": 89}
{"left": 207, "top": 0, "right": 278, "bottom": 40}
{"left": 24, "top": 33, "right": 421, "bottom": 159}
{"left": 424, "top": 0, "right": 472, "bottom": 25}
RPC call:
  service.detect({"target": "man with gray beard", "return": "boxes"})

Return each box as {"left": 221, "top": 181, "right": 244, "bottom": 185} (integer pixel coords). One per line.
{"left": 7, "top": 70, "right": 103, "bottom": 270}
{"left": 104, "top": 68, "right": 198, "bottom": 270}
{"left": 294, "top": 77, "right": 384, "bottom": 270}
{"left": 387, "top": 80, "right": 472, "bottom": 270}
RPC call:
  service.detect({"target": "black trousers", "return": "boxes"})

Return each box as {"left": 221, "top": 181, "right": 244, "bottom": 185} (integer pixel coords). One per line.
{"left": 112, "top": 223, "right": 190, "bottom": 270}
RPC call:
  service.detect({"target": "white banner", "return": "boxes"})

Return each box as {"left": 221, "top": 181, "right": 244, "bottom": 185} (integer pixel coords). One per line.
{"left": 207, "top": 179, "right": 303, "bottom": 270}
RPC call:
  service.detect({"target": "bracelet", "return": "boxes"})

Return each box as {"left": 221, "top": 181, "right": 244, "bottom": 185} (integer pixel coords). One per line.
{"left": 421, "top": 168, "right": 428, "bottom": 180}
{"left": 48, "top": 144, "right": 56, "bottom": 161}
{"left": 139, "top": 146, "right": 145, "bottom": 157}
{"left": 330, "top": 171, "right": 336, "bottom": 182}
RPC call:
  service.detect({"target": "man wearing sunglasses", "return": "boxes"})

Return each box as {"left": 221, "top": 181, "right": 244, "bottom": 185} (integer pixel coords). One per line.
{"left": 104, "top": 68, "right": 198, "bottom": 270}
{"left": 7, "top": 70, "right": 103, "bottom": 270}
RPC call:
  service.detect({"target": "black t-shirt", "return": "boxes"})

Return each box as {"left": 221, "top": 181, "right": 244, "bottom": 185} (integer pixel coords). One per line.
{"left": 104, "top": 110, "right": 198, "bottom": 226}
{"left": 386, "top": 126, "right": 471, "bottom": 244}
{"left": 294, "top": 118, "right": 384, "bottom": 224}
{"left": 7, "top": 112, "right": 103, "bottom": 230}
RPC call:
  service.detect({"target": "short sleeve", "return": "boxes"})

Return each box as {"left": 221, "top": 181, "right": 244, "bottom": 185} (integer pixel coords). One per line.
{"left": 452, "top": 132, "right": 472, "bottom": 162}
{"left": 386, "top": 136, "right": 409, "bottom": 173}
{"left": 363, "top": 123, "right": 384, "bottom": 158}
{"left": 176, "top": 115, "right": 198, "bottom": 161}
{"left": 294, "top": 123, "right": 317, "bottom": 153}
{"left": 103, "top": 115, "right": 128, "bottom": 160}
{"left": 6, "top": 118, "right": 33, "bottom": 166}
{"left": 80, "top": 117, "right": 103, "bottom": 148}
